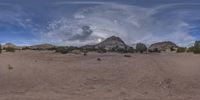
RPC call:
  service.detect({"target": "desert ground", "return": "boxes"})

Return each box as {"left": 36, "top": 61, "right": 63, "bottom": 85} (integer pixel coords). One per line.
{"left": 0, "top": 51, "right": 200, "bottom": 100}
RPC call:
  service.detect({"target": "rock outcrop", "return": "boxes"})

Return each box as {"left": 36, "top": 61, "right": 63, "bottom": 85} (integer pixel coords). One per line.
{"left": 95, "top": 36, "right": 128, "bottom": 50}
{"left": 149, "top": 41, "right": 178, "bottom": 52}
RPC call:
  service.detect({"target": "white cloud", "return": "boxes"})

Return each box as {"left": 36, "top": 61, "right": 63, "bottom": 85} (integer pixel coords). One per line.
{"left": 43, "top": 3, "right": 199, "bottom": 46}
{"left": 56, "top": 1, "right": 114, "bottom": 5}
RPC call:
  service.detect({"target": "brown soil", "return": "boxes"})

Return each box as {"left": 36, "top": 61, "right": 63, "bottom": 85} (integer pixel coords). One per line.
{"left": 0, "top": 51, "right": 200, "bottom": 100}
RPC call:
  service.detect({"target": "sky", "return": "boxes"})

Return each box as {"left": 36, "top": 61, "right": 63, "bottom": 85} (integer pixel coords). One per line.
{"left": 1, "top": 0, "right": 200, "bottom": 46}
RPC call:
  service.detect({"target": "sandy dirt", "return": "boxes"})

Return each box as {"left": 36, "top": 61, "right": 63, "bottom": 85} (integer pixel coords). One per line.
{"left": 0, "top": 50, "right": 200, "bottom": 100}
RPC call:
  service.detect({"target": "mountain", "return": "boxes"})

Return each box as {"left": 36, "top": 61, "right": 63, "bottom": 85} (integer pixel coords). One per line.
{"left": 95, "top": 36, "right": 128, "bottom": 50}
{"left": 3, "top": 43, "right": 18, "bottom": 49}
{"left": 149, "top": 41, "right": 178, "bottom": 52}
{"left": 29, "top": 44, "right": 55, "bottom": 50}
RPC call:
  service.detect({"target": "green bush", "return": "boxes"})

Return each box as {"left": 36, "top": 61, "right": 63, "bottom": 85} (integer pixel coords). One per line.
{"left": 136, "top": 43, "right": 147, "bottom": 53}
{"left": 187, "top": 46, "right": 194, "bottom": 53}
{"left": 0, "top": 44, "right": 2, "bottom": 54}
{"left": 55, "top": 46, "right": 81, "bottom": 54}
{"left": 148, "top": 48, "right": 161, "bottom": 53}
{"left": 22, "top": 47, "right": 30, "bottom": 50}
{"left": 193, "top": 41, "right": 200, "bottom": 54}
{"left": 126, "top": 47, "right": 135, "bottom": 53}
{"left": 116, "top": 47, "right": 135, "bottom": 53}
{"left": 97, "top": 47, "right": 107, "bottom": 53}
{"left": 5, "top": 47, "right": 15, "bottom": 52}
{"left": 55, "top": 47, "right": 70, "bottom": 54}
{"left": 177, "top": 47, "right": 186, "bottom": 53}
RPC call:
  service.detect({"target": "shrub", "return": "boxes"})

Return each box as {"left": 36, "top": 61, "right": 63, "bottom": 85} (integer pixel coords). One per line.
{"left": 126, "top": 47, "right": 135, "bottom": 53}
{"left": 97, "top": 58, "right": 101, "bottom": 61}
{"left": 187, "top": 46, "right": 194, "bottom": 53}
{"left": 55, "top": 47, "right": 69, "bottom": 54}
{"left": 177, "top": 47, "right": 186, "bottom": 53}
{"left": 5, "top": 47, "right": 15, "bottom": 52}
{"left": 97, "top": 47, "right": 107, "bottom": 53}
{"left": 0, "top": 44, "right": 2, "bottom": 54}
{"left": 136, "top": 43, "right": 147, "bottom": 53}
{"left": 148, "top": 48, "right": 161, "bottom": 53}
{"left": 193, "top": 41, "right": 200, "bottom": 54}
{"left": 115, "top": 48, "right": 127, "bottom": 53}
{"left": 22, "top": 47, "right": 30, "bottom": 50}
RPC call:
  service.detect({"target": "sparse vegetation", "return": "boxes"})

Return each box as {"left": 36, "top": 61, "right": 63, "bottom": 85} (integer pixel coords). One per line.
{"left": 55, "top": 46, "right": 83, "bottom": 54}
{"left": 177, "top": 47, "right": 186, "bottom": 53}
{"left": 22, "top": 47, "right": 30, "bottom": 50}
{"left": 5, "top": 47, "right": 15, "bottom": 52}
{"left": 193, "top": 41, "right": 200, "bottom": 54}
{"left": 126, "top": 47, "right": 135, "bottom": 53}
{"left": 97, "top": 47, "right": 107, "bottom": 53}
{"left": 187, "top": 46, "right": 194, "bottom": 53}
{"left": 187, "top": 41, "right": 200, "bottom": 54}
{"left": 55, "top": 47, "right": 70, "bottom": 54}
{"left": 136, "top": 43, "right": 147, "bottom": 53}
{"left": 0, "top": 44, "right": 2, "bottom": 54}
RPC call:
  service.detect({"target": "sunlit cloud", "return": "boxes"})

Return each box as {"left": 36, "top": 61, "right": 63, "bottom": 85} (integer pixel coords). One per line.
{"left": 1, "top": 1, "right": 200, "bottom": 46}
{"left": 42, "top": 2, "right": 200, "bottom": 46}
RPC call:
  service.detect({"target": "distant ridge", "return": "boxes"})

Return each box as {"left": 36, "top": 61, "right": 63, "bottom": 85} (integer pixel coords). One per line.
{"left": 29, "top": 44, "right": 55, "bottom": 50}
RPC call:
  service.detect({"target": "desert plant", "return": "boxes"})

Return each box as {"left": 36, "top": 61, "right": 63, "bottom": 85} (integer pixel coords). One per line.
{"left": 177, "top": 47, "right": 186, "bottom": 53}
{"left": 115, "top": 48, "right": 127, "bottom": 53}
{"left": 22, "top": 47, "right": 31, "bottom": 50}
{"left": 5, "top": 47, "right": 15, "bottom": 52}
{"left": 187, "top": 46, "right": 194, "bottom": 53}
{"left": 126, "top": 47, "right": 135, "bottom": 53}
{"left": 55, "top": 47, "right": 69, "bottom": 54}
{"left": 193, "top": 41, "right": 200, "bottom": 54}
{"left": 97, "top": 47, "right": 107, "bottom": 53}
{"left": 0, "top": 44, "right": 2, "bottom": 54}
{"left": 136, "top": 43, "right": 147, "bottom": 53}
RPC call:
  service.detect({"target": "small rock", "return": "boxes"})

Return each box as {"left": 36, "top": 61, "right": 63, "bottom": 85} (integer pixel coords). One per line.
{"left": 124, "top": 55, "right": 131, "bottom": 57}
{"left": 97, "top": 58, "right": 101, "bottom": 61}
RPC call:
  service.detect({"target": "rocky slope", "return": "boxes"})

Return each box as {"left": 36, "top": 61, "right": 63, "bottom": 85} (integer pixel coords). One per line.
{"left": 95, "top": 36, "right": 129, "bottom": 50}
{"left": 149, "top": 41, "right": 178, "bottom": 52}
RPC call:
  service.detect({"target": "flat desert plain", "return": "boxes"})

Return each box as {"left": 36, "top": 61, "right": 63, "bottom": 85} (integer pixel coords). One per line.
{"left": 0, "top": 51, "right": 200, "bottom": 100}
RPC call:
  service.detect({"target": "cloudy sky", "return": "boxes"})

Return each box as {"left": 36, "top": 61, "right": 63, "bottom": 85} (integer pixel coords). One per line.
{"left": 1, "top": 0, "right": 200, "bottom": 46}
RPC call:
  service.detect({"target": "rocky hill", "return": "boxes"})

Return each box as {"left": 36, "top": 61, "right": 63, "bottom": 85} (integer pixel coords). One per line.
{"left": 3, "top": 43, "right": 19, "bottom": 49}
{"left": 149, "top": 41, "right": 178, "bottom": 52}
{"left": 95, "top": 36, "right": 129, "bottom": 50}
